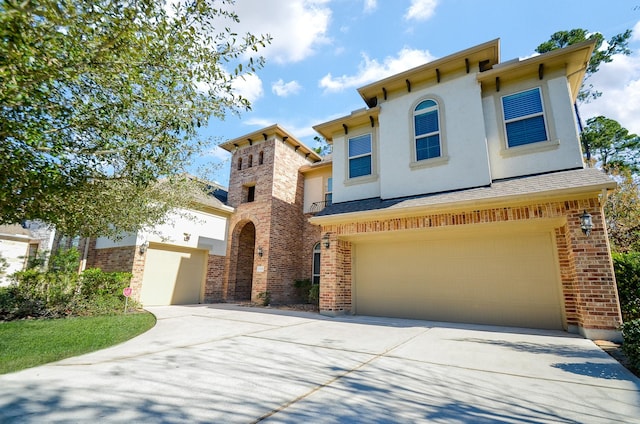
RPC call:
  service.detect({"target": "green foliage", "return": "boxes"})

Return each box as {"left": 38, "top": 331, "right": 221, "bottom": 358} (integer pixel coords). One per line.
{"left": 294, "top": 279, "right": 319, "bottom": 305}
{"left": 620, "top": 319, "right": 640, "bottom": 372}
{"left": 0, "top": 312, "right": 156, "bottom": 374}
{"left": 313, "top": 136, "right": 332, "bottom": 156}
{"left": 308, "top": 284, "right": 320, "bottom": 305}
{"left": 581, "top": 117, "right": 640, "bottom": 174}
{"left": 49, "top": 247, "right": 80, "bottom": 273}
{"left": 257, "top": 291, "right": 271, "bottom": 306}
{"left": 0, "top": 252, "right": 8, "bottom": 276}
{"left": 613, "top": 252, "right": 640, "bottom": 322}
{"left": 0, "top": 0, "right": 270, "bottom": 237}
{"left": 606, "top": 174, "right": 640, "bottom": 252}
{"left": 536, "top": 28, "right": 632, "bottom": 102}
{"left": 2, "top": 266, "right": 134, "bottom": 320}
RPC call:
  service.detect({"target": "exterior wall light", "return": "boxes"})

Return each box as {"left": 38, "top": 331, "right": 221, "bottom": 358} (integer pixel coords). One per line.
{"left": 323, "top": 233, "right": 330, "bottom": 249}
{"left": 580, "top": 210, "right": 593, "bottom": 237}
{"left": 139, "top": 241, "right": 149, "bottom": 255}
{"left": 258, "top": 246, "right": 263, "bottom": 257}
{"left": 183, "top": 233, "right": 191, "bottom": 241}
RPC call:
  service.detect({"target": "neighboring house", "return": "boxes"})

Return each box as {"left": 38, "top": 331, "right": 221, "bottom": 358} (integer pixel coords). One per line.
{"left": 85, "top": 186, "right": 233, "bottom": 306}
{"left": 0, "top": 222, "right": 56, "bottom": 286}
{"left": 87, "top": 38, "right": 623, "bottom": 341}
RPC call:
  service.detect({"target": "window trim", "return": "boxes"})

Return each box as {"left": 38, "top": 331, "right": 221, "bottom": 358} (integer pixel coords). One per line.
{"left": 409, "top": 96, "right": 449, "bottom": 170}
{"left": 501, "top": 86, "right": 549, "bottom": 149}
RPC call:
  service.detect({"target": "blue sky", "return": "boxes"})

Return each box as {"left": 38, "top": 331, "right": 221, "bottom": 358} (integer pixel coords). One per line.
{"left": 195, "top": 0, "right": 640, "bottom": 186}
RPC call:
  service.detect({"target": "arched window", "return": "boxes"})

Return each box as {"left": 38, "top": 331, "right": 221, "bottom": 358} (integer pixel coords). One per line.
{"left": 248, "top": 154, "right": 253, "bottom": 168}
{"left": 237, "top": 157, "right": 242, "bottom": 170}
{"left": 414, "top": 99, "right": 441, "bottom": 161}
{"left": 258, "top": 151, "right": 264, "bottom": 165}
{"left": 312, "top": 242, "right": 321, "bottom": 284}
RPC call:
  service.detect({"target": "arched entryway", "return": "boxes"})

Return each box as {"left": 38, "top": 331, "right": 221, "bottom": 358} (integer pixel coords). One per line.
{"left": 234, "top": 221, "right": 256, "bottom": 300}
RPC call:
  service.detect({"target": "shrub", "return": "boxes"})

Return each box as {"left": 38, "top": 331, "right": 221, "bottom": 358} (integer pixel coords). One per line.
{"left": 613, "top": 251, "right": 640, "bottom": 321}
{"left": 3, "top": 267, "right": 134, "bottom": 320}
{"left": 621, "top": 319, "right": 640, "bottom": 372}
{"left": 308, "top": 284, "right": 319, "bottom": 305}
{"left": 294, "top": 279, "right": 319, "bottom": 305}
{"left": 257, "top": 291, "right": 271, "bottom": 306}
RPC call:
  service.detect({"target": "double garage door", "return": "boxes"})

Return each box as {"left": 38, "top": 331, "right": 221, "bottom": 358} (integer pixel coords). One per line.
{"left": 140, "top": 244, "right": 207, "bottom": 306}
{"left": 353, "top": 226, "right": 564, "bottom": 329}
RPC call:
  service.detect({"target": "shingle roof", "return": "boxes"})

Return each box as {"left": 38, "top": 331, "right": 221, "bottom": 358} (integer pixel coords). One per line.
{"left": 314, "top": 168, "right": 615, "bottom": 219}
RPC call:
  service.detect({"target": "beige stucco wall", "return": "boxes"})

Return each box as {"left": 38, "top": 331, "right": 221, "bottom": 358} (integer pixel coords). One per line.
{"left": 377, "top": 73, "right": 492, "bottom": 199}
{"left": 303, "top": 167, "right": 332, "bottom": 213}
{"left": 95, "top": 208, "right": 229, "bottom": 256}
{"left": 483, "top": 73, "right": 585, "bottom": 179}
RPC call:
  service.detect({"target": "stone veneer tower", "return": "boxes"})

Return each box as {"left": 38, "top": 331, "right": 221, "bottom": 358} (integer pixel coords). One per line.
{"left": 220, "top": 125, "right": 322, "bottom": 304}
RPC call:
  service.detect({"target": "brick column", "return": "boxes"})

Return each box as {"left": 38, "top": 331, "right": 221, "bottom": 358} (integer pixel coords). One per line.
{"left": 319, "top": 230, "right": 352, "bottom": 316}
{"left": 568, "top": 201, "right": 622, "bottom": 341}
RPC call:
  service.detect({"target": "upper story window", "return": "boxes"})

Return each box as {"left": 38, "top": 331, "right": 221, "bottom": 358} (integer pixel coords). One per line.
{"left": 414, "top": 99, "right": 441, "bottom": 161}
{"left": 237, "top": 157, "right": 242, "bottom": 170}
{"left": 258, "top": 151, "right": 264, "bottom": 165}
{"left": 324, "top": 177, "right": 332, "bottom": 205}
{"left": 502, "top": 87, "right": 548, "bottom": 148}
{"left": 348, "top": 134, "right": 372, "bottom": 179}
{"left": 248, "top": 154, "right": 253, "bottom": 168}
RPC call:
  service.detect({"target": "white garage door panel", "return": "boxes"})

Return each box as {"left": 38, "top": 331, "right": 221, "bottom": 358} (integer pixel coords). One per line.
{"left": 140, "top": 245, "right": 206, "bottom": 306}
{"left": 354, "top": 231, "right": 563, "bottom": 329}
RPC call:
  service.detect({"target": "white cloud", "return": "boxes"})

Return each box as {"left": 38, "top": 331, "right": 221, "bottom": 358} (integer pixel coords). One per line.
{"left": 319, "top": 47, "right": 437, "bottom": 92}
{"left": 404, "top": 0, "right": 438, "bottom": 21}
{"left": 580, "top": 51, "right": 640, "bottom": 134}
{"left": 364, "top": 0, "right": 377, "bottom": 13}
{"left": 272, "top": 79, "right": 302, "bottom": 97}
{"left": 231, "top": 73, "right": 264, "bottom": 104}
{"left": 231, "top": 0, "right": 332, "bottom": 64}
{"left": 202, "top": 145, "right": 231, "bottom": 161}
{"left": 243, "top": 117, "right": 317, "bottom": 139}
{"left": 632, "top": 21, "right": 640, "bottom": 42}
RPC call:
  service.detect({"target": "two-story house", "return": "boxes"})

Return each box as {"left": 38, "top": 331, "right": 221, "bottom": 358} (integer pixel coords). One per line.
{"left": 308, "top": 39, "right": 620, "bottom": 341}
{"left": 85, "top": 38, "right": 622, "bottom": 341}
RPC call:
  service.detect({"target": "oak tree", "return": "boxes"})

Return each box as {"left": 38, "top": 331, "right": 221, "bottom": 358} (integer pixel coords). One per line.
{"left": 0, "top": 0, "right": 270, "bottom": 237}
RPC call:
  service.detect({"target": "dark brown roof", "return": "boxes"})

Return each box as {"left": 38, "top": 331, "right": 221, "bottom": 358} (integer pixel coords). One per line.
{"left": 312, "top": 168, "right": 614, "bottom": 221}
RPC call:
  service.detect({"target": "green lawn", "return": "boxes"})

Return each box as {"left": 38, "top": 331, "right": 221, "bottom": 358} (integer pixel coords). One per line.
{"left": 0, "top": 312, "right": 156, "bottom": 374}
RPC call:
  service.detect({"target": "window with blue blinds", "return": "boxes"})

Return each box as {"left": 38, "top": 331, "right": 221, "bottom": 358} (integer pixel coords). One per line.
{"left": 414, "top": 99, "right": 441, "bottom": 161}
{"left": 502, "top": 88, "right": 548, "bottom": 147}
{"left": 348, "top": 134, "right": 372, "bottom": 178}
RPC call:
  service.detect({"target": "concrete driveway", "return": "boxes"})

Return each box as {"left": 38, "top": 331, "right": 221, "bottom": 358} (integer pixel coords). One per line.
{"left": 1, "top": 305, "right": 639, "bottom": 423}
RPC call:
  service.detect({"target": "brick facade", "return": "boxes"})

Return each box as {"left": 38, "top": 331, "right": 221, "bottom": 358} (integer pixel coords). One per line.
{"left": 223, "top": 137, "right": 322, "bottom": 304}
{"left": 204, "top": 254, "right": 226, "bottom": 302}
{"left": 85, "top": 240, "right": 147, "bottom": 302}
{"left": 318, "top": 197, "right": 622, "bottom": 337}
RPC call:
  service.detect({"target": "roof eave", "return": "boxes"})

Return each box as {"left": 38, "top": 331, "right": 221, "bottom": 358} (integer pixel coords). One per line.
{"left": 309, "top": 180, "right": 615, "bottom": 226}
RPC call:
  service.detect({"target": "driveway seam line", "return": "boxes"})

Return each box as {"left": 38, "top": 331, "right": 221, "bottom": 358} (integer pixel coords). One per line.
{"left": 250, "top": 327, "right": 433, "bottom": 422}
{"left": 384, "top": 354, "right": 640, "bottom": 392}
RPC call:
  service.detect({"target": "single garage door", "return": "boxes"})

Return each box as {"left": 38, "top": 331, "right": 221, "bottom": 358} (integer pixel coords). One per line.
{"left": 353, "top": 227, "right": 564, "bottom": 329}
{"left": 140, "top": 244, "right": 207, "bottom": 306}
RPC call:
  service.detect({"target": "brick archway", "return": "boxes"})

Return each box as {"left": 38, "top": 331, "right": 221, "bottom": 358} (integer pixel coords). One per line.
{"left": 230, "top": 220, "right": 256, "bottom": 301}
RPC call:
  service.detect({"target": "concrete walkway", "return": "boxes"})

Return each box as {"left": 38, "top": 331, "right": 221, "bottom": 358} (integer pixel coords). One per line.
{"left": 1, "top": 304, "right": 639, "bottom": 423}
